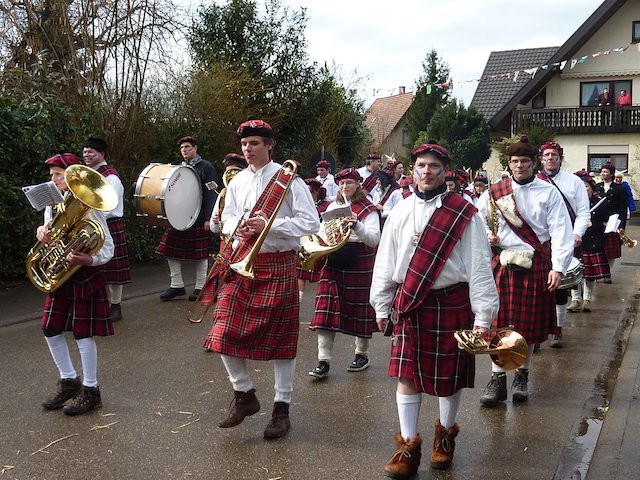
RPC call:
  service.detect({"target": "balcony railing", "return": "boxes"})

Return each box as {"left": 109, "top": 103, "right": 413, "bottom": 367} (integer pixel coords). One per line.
{"left": 512, "top": 106, "right": 640, "bottom": 134}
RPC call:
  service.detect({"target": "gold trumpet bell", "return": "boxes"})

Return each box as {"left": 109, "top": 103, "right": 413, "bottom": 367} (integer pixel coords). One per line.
{"left": 454, "top": 328, "right": 529, "bottom": 371}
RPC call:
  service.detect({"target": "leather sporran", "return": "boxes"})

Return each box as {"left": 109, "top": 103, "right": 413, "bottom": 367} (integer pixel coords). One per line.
{"left": 499, "top": 248, "right": 534, "bottom": 270}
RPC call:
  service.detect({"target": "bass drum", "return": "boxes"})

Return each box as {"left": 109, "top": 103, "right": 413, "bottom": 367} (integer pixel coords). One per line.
{"left": 134, "top": 163, "right": 202, "bottom": 231}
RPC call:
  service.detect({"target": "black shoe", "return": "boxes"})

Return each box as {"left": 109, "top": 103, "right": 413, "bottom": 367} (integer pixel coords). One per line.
{"left": 347, "top": 354, "right": 369, "bottom": 372}
{"left": 188, "top": 289, "right": 202, "bottom": 302}
{"left": 309, "top": 361, "right": 330, "bottom": 378}
{"left": 550, "top": 329, "right": 563, "bottom": 349}
{"left": 264, "top": 402, "right": 291, "bottom": 439}
{"left": 480, "top": 373, "right": 507, "bottom": 407}
{"left": 512, "top": 368, "right": 529, "bottom": 402}
{"left": 160, "top": 287, "right": 186, "bottom": 301}
{"left": 63, "top": 386, "right": 102, "bottom": 415}
{"left": 110, "top": 303, "right": 122, "bottom": 322}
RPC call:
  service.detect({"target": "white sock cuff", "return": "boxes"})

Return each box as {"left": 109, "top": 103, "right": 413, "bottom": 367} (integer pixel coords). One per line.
{"left": 396, "top": 391, "right": 421, "bottom": 405}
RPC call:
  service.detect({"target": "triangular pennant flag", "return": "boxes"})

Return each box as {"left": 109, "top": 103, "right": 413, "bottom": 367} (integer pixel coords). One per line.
{"left": 570, "top": 59, "right": 578, "bottom": 69}
{"left": 560, "top": 60, "right": 567, "bottom": 70}
{"left": 426, "top": 84, "right": 432, "bottom": 94}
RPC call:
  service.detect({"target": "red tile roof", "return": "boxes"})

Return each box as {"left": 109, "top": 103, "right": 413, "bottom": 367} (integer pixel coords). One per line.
{"left": 365, "top": 92, "right": 414, "bottom": 146}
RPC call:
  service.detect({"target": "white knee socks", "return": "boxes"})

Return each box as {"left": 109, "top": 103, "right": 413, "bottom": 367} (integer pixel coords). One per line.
{"left": 556, "top": 304, "right": 567, "bottom": 328}
{"left": 195, "top": 259, "right": 208, "bottom": 290}
{"left": 45, "top": 334, "right": 77, "bottom": 379}
{"left": 273, "top": 359, "right": 295, "bottom": 404}
{"left": 355, "top": 337, "right": 369, "bottom": 356}
{"left": 76, "top": 337, "right": 98, "bottom": 387}
{"left": 439, "top": 391, "right": 462, "bottom": 429}
{"left": 396, "top": 391, "right": 421, "bottom": 441}
{"left": 317, "top": 330, "right": 336, "bottom": 362}
{"left": 107, "top": 284, "right": 123, "bottom": 304}
{"left": 167, "top": 258, "right": 184, "bottom": 288}
{"left": 221, "top": 355, "right": 253, "bottom": 392}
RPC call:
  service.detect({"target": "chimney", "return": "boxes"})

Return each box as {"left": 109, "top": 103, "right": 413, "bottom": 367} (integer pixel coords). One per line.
{"left": 398, "top": 86, "right": 405, "bottom": 94}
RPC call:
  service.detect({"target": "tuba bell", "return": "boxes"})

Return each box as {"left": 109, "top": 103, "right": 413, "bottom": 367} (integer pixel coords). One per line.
{"left": 26, "top": 165, "right": 118, "bottom": 293}
{"left": 453, "top": 327, "right": 529, "bottom": 371}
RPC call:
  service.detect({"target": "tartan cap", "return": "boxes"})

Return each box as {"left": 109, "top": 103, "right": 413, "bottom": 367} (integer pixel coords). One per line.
{"left": 411, "top": 143, "right": 452, "bottom": 164}
{"left": 45, "top": 152, "right": 82, "bottom": 169}
{"left": 334, "top": 167, "right": 362, "bottom": 184}
{"left": 236, "top": 118, "right": 273, "bottom": 139}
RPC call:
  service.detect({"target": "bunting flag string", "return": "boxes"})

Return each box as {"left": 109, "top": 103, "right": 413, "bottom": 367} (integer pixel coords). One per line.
{"left": 382, "top": 41, "right": 635, "bottom": 95}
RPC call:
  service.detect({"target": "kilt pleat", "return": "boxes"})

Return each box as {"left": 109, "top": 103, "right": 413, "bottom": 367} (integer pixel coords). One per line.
{"left": 582, "top": 251, "right": 610, "bottom": 280}
{"left": 42, "top": 268, "right": 113, "bottom": 337}
{"left": 388, "top": 283, "right": 475, "bottom": 396}
{"left": 310, "top": 243, "right": 376, "bottom": 338}
{"left": 100, "top": 218, "right": 131, "bottom": 284}
{"left": 203, "top": 251, "right": 299, "bottom": 360}
{"left": 603, "top": 233, "right": 621, "bottom": 260}
{"left": 156, "top": 226, "right": 211, "bottom": 260}
{"left": 492, "top": 242, "right": 555, "bottom": 345}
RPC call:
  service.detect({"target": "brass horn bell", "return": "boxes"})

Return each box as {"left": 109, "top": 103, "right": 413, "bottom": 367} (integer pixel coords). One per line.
{"left": 453, "top": 328, "right": 529, "bottom": 371}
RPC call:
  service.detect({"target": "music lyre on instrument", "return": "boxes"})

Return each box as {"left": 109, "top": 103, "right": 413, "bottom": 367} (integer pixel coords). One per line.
{"left": 187, "top": 160, "right": 299, "bottom": 323}
{"left": 453, "top": 327, "right": 528, "bottom": 371}
{"left": 26, "top": 165, "right": 118, "bottom": 293}
{"left": 298, "top": 209, "right": 352, "bottom": 272}
{"left": 134, "top": 163, "right": 202, "bottom": 231}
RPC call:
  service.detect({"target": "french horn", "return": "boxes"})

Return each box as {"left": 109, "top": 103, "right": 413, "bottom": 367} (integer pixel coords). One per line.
{"left": 453, "top": 327, "right": 528, "bottom": 371}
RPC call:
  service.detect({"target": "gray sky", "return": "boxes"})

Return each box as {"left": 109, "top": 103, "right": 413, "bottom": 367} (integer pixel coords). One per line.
{"left": 179, "top": 0, "right": 606, "bottom": 107}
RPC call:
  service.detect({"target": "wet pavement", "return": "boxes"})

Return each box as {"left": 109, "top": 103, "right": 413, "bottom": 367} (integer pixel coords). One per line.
{"left": 1, "top": 226, "right": 640, "bottom": 480}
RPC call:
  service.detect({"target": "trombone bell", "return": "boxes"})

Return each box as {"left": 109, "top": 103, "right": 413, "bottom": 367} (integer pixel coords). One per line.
{"left": 453, "top": 328, "right": 529, "bottom": 371}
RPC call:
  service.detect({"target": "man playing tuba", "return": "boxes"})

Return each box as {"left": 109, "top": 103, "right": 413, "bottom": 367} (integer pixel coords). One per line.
{"left": 203, "top": 118, "right": 319, "bottom": 440}
{"left": 36, "top": 153, "right": 115, "bottom": 416}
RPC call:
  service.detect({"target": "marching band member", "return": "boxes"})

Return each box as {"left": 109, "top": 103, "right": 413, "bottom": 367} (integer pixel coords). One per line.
{"left": 38, "top": 153, "right": 114, "bottom": 415}
{"left": 596, "top": 162, "right": 628, "bottom": 282}
{"left": 537, "top": 141, "right": 590, "bottom": 347}
{"left": 309, "top": 168, "right": 381, "bottom": 378}
{"left": 156, "top": 136, "right": 218, "bottom": 302}
{"left": 81, "top": 137, "right": 130, "bottom": 322}
{"left": 357, "top": 152, "right": 382, "bottom": 194}
{"left": 371, "top": 143, "right": 498, "bottom": 475}
{"left": 315, "top": 159, "right": 339, "bottom": 202}
{"left": 203, "top": 119, "right": 319, "bottom": 439}
{"left": 569, "top": 172, "right": 614, "bottom": 312}
{"left": 368, "top": 166, "right": 400, "bottom": 225}
{"left": 476, "top": 135, "right": 573, "bottom": 407}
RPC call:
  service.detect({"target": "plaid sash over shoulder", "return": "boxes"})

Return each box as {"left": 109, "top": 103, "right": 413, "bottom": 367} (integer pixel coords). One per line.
{"left": 379, "top": 184, "right": 399, "bottom": 206}
{"left": 490, "top": 178, "right": 542, "bottom": 250}
{"left": 351, "top": 198, "right": 378, "bottom": 221}
{"left": 362, "top": 173, "right": 377, "bottom": 193}
{"left": 537, "top": 171, "right": 576, "bottom": 225}
{"left": 393, "top": 193, "right": 477, "bottom": 316}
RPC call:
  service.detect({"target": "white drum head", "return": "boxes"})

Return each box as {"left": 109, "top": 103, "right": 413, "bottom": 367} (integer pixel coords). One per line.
{"left": 162, "top": 166, "right": 202, "bottom": 230}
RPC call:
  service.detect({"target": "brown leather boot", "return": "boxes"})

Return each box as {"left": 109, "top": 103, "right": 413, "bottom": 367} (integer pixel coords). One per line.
{"left": 42, "top": 377, "right": 82, "bottom": 410}
{"left": 430, "top": 420, "right": 459, "bottom": 470}
{"left": 263, "top": 401, "right": 291, "bottom": 439}
{"left": 218, "top": 389, "right": 260, "bottom": 428}
{"left": 62, "top": 386, "right": 102, "bottom": 415}
{"left": 383, "top": 432, "right": 422, "bottom": 479}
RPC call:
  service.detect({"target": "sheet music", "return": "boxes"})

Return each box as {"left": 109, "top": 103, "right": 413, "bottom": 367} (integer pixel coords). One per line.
{"left": 604, "top": 214, "right": 620, "bottom": 234}
{"left": 321, "top": 205, "right": 352, "bottom": 222}
{"left": 22, "top": 181, "right": 64, "bottom": 211}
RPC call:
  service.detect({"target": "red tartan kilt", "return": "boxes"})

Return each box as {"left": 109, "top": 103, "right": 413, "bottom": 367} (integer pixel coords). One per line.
{"left": 296, "top": 265, "right": 321, "bottom": 282}
{"left": 582, "top": 251, "right": 610, "bottom": 280}
{"left": 100, "top": 218, "right": 131, "bottom": 284}
{"left": 492, "top": 243, "right": 555, "bottom": 345}
{"left": 156, "top": 226, "right": 211, "bottom": 260}
{"left": 200, "top": 241, "right": 233, "bottom": 305}
{"left": 42, "top": 268, "right": 113, "bottom": 337}
{"left": 310, "top": 243, "right": 377, "bottom": 338}
{"left": 603, "top": 233, "right": 621, "bottom": 260}
{"left": 389, "top": 283, "right": 475, "bottom": 396}
{"left": 203, "top": 251, "right": 299, "bottom": 360}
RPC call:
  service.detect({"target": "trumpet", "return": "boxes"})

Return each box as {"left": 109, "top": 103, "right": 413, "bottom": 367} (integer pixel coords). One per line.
{"left": 453, "top": 327, "right": 528, "bottom": 371}
{"left": 619, "top": 231, "right": 637, "bottom": 248}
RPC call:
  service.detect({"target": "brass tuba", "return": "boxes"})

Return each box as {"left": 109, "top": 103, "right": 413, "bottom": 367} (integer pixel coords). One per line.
{"left": 453, "top": 327, "right": 529, "bottom": 371}
{"left": 298, "top": 217, "right": 352, "bottom": 272}
{"left": 26, "top": 165, "right": 118, "bottom": 293}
